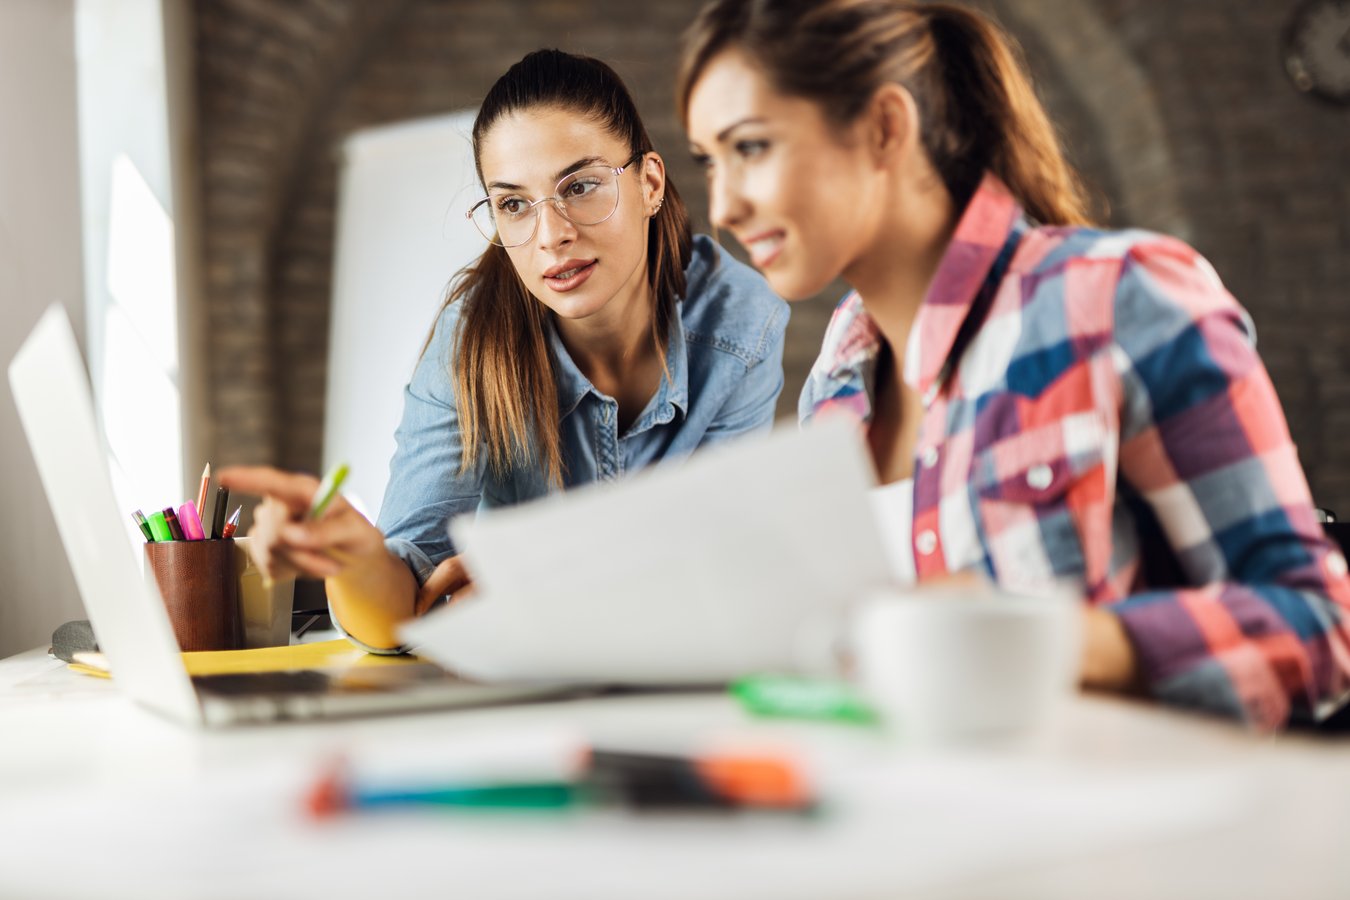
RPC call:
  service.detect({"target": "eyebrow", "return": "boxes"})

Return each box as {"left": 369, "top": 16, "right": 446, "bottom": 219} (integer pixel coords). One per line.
{"left": 487, "top": 156, "right": 609, "bottom": 192}
{"left": 715, "top": 117, "right": 767, "bottom": 143}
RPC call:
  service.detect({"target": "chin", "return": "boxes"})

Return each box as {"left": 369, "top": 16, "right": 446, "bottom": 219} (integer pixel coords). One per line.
{"left": 767, "top": 268, "right": 834, "bottom": 303}
{"left": 537, "top": 287, "right": 608, "bottom": 320}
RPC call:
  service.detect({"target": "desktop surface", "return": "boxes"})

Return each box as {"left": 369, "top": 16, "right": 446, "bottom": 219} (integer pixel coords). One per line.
{"left": 1, "top": 644, "right": 1347, "bottom": 899}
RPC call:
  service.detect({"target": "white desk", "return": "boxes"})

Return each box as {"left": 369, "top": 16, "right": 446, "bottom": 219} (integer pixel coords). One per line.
{"left": 1, "top": 644, "right": 1347, "bottom": 900}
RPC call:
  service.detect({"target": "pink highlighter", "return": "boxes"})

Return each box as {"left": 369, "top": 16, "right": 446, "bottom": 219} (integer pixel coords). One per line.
{"left": 177, "top": 501, "right": 207, "bottom": 541}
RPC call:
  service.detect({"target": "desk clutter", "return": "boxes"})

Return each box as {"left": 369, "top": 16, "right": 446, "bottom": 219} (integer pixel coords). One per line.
{"left": 8, "top": 643, "right": 1342, "bottom": 900}
{"left": 123, "top": 461, "right": 295, "bottom": 652}
{"left": 55, "top": 636, "right": 420, "bottom": 679}
{"left": 308, "top": 747, "right": 814, "bottom": 817}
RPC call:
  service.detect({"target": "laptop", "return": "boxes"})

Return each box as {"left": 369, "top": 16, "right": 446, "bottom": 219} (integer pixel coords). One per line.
{"left": 8, "top": 304, "right": 575, "bottom": 726}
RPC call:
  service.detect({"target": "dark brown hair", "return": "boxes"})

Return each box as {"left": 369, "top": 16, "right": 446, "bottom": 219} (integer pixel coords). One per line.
{"left": 677, "top": 0, "right": 1091, "bottom": 226}
{"left": 445, "top": 49, "right": 693, "bottom": 486}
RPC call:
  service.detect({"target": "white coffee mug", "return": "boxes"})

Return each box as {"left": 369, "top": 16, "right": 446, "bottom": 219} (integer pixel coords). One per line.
{"left": 851, "top": 582, "right": 1082, "bottom": 742}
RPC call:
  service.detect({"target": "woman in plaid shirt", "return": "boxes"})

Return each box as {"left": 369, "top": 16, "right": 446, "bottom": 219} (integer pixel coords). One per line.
{"left": 679, "top": 0, "right": 1350, "bottom": 729}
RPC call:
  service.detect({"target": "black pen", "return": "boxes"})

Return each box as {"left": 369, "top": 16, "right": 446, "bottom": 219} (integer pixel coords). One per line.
{"left": 210, "top": 486, "right": 230, "bottom": 539}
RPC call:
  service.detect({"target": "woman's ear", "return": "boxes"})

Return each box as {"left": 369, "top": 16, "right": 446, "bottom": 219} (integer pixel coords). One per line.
{"left": 867, "top": 83, "right": 919, "bottom": 167}
{"left": 641, "top": 152, "right": 667, "bottom": 216}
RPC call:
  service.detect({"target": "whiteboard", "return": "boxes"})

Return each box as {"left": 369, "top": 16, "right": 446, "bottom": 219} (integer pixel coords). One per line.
{"left": 324, "top": 111, "right": 486, "bottom": 519}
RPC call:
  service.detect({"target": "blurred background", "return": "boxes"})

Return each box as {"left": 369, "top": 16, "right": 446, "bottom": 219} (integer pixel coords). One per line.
{"left": 2, "top": 0, "right": 1348, "bottom": 658}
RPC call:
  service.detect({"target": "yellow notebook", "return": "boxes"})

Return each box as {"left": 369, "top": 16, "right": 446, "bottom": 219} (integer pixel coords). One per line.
{"left": 70, "top": 639, "right": 421, "bottom": 679}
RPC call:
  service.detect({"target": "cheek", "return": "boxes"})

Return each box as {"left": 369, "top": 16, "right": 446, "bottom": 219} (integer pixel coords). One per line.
{"left": 744, "top": 163, "right": 796, "bottom": 215}
{"left": 504, "top": 248, "right": 535, "bottom": 280}
{"left": 748, "top": 153, "right": 850, "bottom": 234}
{"left": 596, "top": 205, "right": 647, "bottom": 259}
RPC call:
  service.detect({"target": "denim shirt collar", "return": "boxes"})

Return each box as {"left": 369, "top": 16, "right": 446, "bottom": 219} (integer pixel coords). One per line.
{"left": 549, "top": 303, "right": 690, "bottom": 431}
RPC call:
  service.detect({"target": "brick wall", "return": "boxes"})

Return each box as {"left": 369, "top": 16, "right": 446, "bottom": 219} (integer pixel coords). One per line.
{"left": 196, "top": 0, "right": 1350, "bottom": 510}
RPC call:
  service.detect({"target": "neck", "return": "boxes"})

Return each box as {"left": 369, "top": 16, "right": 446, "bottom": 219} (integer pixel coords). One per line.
{"left": 554, "top": 280, "right": 658, "bottom": 386}
{"left": 844, "top": 172, "right": 956, "bottom": 384}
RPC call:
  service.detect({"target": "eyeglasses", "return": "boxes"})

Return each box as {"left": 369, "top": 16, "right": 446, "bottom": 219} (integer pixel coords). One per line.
{"left": 467, "top": 153, "right": 644, "bottom": 248}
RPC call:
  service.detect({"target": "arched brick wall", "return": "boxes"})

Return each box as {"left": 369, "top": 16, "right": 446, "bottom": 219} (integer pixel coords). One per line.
{"left": 196, "top": 0, "right": 1350, "bottom": 510}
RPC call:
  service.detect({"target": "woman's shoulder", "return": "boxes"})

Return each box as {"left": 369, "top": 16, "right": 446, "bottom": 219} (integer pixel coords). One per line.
{"left": 680, "top": 234, "right": 789, "bottom": 366}
{"left": 1016, "top": 224, "right": 1248, "bottom": 338}
{"left": 405, "top": 298, "right": 468, "bottom": 399}
{"left": 421, "top": 295, "right": 469, "bottom": 359}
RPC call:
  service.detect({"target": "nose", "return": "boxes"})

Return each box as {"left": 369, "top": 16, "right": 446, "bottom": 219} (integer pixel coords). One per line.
{"left": 534, "top": 199, "right": 576, "bottom": 250}
{"left": 707, "top": 166, "right": 748, "bottom": 231}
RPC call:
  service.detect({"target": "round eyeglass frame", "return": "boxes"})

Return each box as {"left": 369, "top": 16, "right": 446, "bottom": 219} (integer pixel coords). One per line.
{"left": 466, "top": 152, "right": 645, "bottom": 248}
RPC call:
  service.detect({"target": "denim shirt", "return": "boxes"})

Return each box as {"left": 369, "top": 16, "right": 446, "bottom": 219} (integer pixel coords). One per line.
{"left": 375, "top": 234, "right": 787, "bottom": 590}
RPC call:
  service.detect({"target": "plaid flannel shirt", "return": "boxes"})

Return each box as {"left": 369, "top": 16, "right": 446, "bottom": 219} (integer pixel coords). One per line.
{"left": 801, "top": 174, "right": 1350, "bottom": 730}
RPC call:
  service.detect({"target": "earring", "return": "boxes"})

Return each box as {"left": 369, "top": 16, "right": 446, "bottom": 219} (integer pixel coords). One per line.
{"left": 651, "top": 197, "right": 665, "bottom": 217}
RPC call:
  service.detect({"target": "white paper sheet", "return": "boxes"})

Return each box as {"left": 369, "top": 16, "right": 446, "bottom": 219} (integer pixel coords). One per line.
{"left": 400, "top": 421, "right": 892, "bottom": 683}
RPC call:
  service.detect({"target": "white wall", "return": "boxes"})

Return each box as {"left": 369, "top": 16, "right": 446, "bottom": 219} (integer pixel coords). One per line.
{"left": 75, "top": 0, "right": 201, "bottom": 547}
{"left": 0, "top": 0, "right": 199, "bottom": 659}
{"left": 325, "top": 112, "right": 485, "bottom": 518}
{"left": 0, "top": 0, "right": 87, "bottom": 658}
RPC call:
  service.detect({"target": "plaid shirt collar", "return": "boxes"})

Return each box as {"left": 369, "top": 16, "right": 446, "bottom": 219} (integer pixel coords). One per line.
{"left": 812, "top": 173, "right": 1024, "bottom": 417}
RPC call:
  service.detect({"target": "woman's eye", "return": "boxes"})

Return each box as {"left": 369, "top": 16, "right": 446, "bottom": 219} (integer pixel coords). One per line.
{"left": 564, "top": 178, "right": 600, "bottom": 198}
{"left": 690, "top": 152, "right": 713, "bottom": 171}
{"left": 734, "top": 139, "right": 769, "bottom": 159}
{"left": 496, "top": 197, "right": 526, "bottom": 216}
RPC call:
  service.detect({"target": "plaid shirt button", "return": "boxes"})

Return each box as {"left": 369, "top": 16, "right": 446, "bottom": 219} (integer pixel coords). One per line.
{"left": 1026, "top": 464, "right": 1053, "bottom": 491}
{"left": 1328, "top": 553, "right": 1348, "bottom": 578}
{"left": 916, "top": 530, "right": 937, "bottom": 556}
{"left": 920, "top": 446, "right": 939, "bottom": 469}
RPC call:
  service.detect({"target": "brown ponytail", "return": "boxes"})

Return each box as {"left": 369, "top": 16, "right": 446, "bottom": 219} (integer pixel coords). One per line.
{"left": 443, "top": 243, "right": 560, "bottom": 484}
{"left": 677, "top": 0, "right": 1092, "bottom": 226}
{"left": 437, "top": 49, "right": 693, "bottom": 488}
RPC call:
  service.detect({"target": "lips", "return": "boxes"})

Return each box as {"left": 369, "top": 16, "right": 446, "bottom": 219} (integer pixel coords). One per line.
{"left": 739, "top": 231, "right": 785, "bottom": 269}
{"left": 542, "top": 258, "right": 598, "bottom": 292}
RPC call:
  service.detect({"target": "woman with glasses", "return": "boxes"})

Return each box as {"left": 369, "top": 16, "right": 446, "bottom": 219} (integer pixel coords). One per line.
{"left": 678, "top": 0, "right": 1350, "bottom": 729}
{"left": 222, "top": 49, "right": 787, "bottom": 652}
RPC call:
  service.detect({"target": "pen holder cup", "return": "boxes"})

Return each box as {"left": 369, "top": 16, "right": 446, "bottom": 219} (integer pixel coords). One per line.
{"left": 144, "top": 540, "right": 243, "bottom": 652}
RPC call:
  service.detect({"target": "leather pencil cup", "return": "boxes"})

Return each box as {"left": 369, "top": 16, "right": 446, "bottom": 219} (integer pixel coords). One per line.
{"left": 144, "top": 540, "right": 243, "bottom": 652}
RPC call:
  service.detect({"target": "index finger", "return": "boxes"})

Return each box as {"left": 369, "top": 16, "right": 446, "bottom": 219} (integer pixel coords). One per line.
{"left": 218, "top": 466, "right": 321, "bottom": 514}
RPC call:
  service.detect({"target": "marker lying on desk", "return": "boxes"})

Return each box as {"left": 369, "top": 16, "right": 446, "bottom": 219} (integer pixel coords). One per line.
{"left": 309, "top": 463, "right": 350, "bottom": 519}
{"left": 586, "top": 748, "right": 811, "bottom": 811}
{"left": 305, "top": 748, "right": 813, "bottom": 819}
{"left": 307, "top": 769, "right": 580, "bottom": 817}
{"left": 730, "top": 675, "right": 878, "bottom": 725}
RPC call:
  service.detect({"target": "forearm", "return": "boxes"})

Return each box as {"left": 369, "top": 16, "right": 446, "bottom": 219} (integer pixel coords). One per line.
{"left": 325, "top": 548, "right": 420, "bottom": 651}
{"left": 1111, "top": 581, "right": 1350, "bottom": 729}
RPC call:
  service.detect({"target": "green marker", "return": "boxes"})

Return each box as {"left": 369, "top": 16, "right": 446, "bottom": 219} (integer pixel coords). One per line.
{"left": 730, "top": 675, "right": 879, "bottom": 726}
{"left": 131, "top": 509, "right": 154, "bottom": 542}
{"left": 146, "top": 509, "right": 174, "bottom": 542}
{"left": 309, "top": 463, "right": 350, "bottom": 519}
